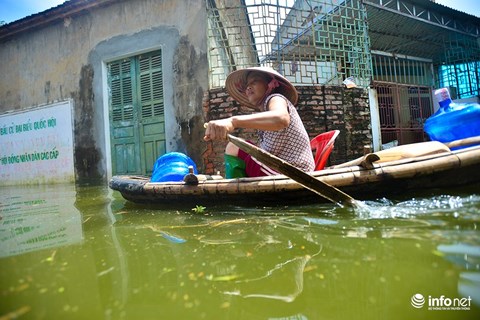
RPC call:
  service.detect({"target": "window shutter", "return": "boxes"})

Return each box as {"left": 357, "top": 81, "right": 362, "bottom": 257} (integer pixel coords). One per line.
{"left": 139, "top": 52, "right": 164, "bottom": 119}
{"left": 109, "top": 59, "right": 134, "bottom": 122}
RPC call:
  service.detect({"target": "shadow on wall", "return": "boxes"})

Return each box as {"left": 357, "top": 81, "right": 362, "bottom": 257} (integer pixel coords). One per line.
{"left": 74, "top": 146, "right": 102, "bottom": 184}
{"left": 180, "top": 114, "right": 207, "bottom": 169}
{"left": 73, "top": 65, "right": 102, "bottom": 183}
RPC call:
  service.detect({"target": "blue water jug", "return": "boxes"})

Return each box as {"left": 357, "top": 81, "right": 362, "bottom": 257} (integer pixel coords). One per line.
{"left": 151, "top": 152, "right": 198, "bottom": 182}
{"left": 424, "top": 88, "right": 480, "bottom": 146}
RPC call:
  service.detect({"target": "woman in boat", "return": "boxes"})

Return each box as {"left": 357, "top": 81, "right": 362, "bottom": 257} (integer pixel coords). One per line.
{"left": 204, "top": 67, "right": 315, "bottom": 178}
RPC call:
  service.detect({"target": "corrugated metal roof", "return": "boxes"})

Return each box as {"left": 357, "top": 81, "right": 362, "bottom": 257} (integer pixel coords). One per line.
{"left": 412, "top": 0, "right": 479, "bottom": 19}
{"left": 365, "top": 0, "right": 480, "bottom": 63}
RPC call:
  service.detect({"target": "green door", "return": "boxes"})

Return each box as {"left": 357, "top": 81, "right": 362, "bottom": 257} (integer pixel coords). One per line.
{"left": 108, "top": 51, "right": 166, "bottom": 175}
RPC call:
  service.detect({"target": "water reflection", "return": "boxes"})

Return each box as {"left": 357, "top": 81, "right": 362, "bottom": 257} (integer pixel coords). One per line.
{"left": 437, "top": 243, "right": 480, "bottom": 307}
{"left": 0, "top": 184, "right": 82, "bottom": 258}
{"left": 0, "top": 183, "right": 479, "bottom": 319}
{"left": 108, "top": 213, "right": 323, "bottom": 318}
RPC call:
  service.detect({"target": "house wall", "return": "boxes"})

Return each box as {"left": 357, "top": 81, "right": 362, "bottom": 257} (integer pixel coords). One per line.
{"left": 202, "top": 86, "right": 372, "bottom": 175}
{"left": 0, "top": 0, "right": 208, "bottom": 183}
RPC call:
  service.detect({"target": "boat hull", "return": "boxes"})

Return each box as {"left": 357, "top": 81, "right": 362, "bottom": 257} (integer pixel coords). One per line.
{"left": 109, "top": 146, "right": 480, "bottom": 206}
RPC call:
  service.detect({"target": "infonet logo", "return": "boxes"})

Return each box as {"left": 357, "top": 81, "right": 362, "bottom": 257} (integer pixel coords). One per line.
{"left": 411, "top": 294, "right": 425, "bottom": 308}
{"left": 411, "top": 293, "right": 472, "bottom": 311}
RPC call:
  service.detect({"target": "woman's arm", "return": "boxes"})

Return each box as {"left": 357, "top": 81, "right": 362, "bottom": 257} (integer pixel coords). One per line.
{"left": 204, "top": 96, "right": 290, "bottom": 141}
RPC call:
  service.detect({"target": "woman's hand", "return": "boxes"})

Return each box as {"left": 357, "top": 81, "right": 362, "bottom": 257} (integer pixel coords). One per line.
{"left": 204, "top": 118, "right": 235, "bottom": 141}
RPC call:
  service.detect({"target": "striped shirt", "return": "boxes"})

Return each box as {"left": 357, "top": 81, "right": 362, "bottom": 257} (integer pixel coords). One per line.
{"left": 257, "top": 94, "right": 315, "bottom": 172}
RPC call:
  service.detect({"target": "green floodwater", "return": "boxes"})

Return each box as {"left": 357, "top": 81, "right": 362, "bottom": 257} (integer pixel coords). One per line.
{"left": 0, "top": 183, "right": 479, "bottom": 320}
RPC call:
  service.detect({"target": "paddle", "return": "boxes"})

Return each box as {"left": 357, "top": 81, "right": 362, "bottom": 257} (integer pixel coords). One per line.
{"left": 227, "top": 134, "right": 360, "bottom": 208}
{"left": 333, "top": 135, "right": 480, "bottom": 169}
{"left": 333, "top": 141, "right": 449, "bottom": 169}
{"left": 444, "top": 135, "right": 480, "bottom": 149}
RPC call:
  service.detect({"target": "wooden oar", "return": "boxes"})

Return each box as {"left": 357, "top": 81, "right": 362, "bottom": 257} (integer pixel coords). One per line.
{"left": 333, "top": 135, "right": 480, "bottom": 169}
{"left": 444, "top": 135, "right": 480, "bottom": 149}
{"left": 333, "top": 141, "right": 449, "bottom": 169}
{"left": 227, "top": 134, "right": 360, "bottom": 208}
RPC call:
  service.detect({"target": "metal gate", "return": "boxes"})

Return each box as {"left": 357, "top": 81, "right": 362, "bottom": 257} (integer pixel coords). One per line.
{"left": 373, "top": 82, "right": 434, "bottom": 146}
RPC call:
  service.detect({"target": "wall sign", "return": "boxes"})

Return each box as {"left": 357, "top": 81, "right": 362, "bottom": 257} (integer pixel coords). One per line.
{"left": 0, "top": 100, "right": 75, "bottom": 185}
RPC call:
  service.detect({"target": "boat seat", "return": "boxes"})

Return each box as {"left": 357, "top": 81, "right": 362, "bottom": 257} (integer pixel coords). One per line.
{"left": 310, "top": 130, "right": 340, "bottom": 170}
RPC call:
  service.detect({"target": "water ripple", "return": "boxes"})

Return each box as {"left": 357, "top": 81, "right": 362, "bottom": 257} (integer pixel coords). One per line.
{"left": 353, "top": 194, "right": 480, "bottom": 220}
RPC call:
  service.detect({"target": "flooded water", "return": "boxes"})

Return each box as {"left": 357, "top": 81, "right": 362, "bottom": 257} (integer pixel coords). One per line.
{"left": 1, "top": 182, "right": 479, "bottom": 319}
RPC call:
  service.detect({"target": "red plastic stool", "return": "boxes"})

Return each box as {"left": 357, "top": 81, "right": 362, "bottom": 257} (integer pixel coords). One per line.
{"left": 310, "top": 130, "right": 340, "bottom": 171}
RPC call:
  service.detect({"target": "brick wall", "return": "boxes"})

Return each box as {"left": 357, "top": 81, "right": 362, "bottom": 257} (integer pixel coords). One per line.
{"left": 202, "top": 86, "right": 372, "bottom": 175}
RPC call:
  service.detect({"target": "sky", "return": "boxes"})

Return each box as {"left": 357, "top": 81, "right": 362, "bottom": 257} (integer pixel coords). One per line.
{"left": 0, "top": 0, "right": 479, "bottom": 24}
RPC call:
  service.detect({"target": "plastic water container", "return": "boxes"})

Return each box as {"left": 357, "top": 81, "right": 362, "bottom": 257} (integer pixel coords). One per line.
{"left": 424, "top": 88, "right": 480, "bottom": 144}
{"left": 150, "top": 152, "right": 197, "bottom": 182}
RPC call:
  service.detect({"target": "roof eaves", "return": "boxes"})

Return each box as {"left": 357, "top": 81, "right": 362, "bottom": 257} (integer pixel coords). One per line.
{"left": 0, "top": 0, "right": 117, "bottom": 42}
{"left": 409, "top": 0, "right": 480, "bottom": 21}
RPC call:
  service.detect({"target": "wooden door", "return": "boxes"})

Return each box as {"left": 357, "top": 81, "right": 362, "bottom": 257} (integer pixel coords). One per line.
{"left": 108, "top": 51, "right": 166, "bottom": 175}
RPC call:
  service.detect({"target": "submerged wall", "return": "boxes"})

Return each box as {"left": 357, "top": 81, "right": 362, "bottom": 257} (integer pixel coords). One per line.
{"left": 0, "top": 0, "right": 208, "bottom": 184}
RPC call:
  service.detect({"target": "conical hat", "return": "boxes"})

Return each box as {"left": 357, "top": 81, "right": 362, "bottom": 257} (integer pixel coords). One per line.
{"left": 225, "top": 67, "right": 298, "bottom": 108}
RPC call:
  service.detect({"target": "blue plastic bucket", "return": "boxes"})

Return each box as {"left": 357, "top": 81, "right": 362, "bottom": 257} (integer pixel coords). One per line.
{"left": 150, "top": 152, "right": 197, "bottom": 182}
{"left": 424, "top": 104, "right": 480, "bottom": 145}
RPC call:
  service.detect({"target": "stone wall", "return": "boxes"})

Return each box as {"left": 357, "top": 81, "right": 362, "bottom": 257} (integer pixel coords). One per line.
{"left": 202, "top": 86, "right": 372, "bottom": 175}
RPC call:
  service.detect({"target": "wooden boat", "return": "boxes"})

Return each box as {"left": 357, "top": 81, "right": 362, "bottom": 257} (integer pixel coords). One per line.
{"left": 109, "top": 143, "right": 480, "bottom": 206}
